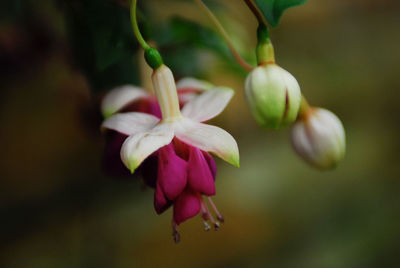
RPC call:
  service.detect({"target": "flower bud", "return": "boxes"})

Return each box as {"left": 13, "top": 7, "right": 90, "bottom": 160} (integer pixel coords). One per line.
{"left": 291, "top": 108, "right": 346, "bottom": 169}
{"left": 244, "top": 64, "right": 301, "bottom": 129}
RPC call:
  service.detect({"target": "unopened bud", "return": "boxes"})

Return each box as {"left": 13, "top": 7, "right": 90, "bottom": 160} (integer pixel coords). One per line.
{"left": 244, "top": 64, "right": 301, "bottom": 129}
{"left": 291, "top": 108, "right": 346, "bottom": 169}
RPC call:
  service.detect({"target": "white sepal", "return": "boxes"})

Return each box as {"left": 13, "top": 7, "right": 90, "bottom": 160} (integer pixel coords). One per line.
{"left": 101, "top": 112, "right": 159, "bottom": 135}
{"left": 175, "top": 118, "right": 239, "bottom": 167}
{"left": 176, "top": 77, "right": 214, "bottom": 92}
{"left": 101, "top": 85, "right": 149, "bottom": 118}
{"left": 120, "top": 123, "right": 175, "bottom": 173}
{"left": 181, "top": 87, "right": 234, "bottom": 122}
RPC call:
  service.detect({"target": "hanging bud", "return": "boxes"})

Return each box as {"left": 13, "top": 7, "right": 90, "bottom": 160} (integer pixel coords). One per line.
{"left": 291, "top": 108, "right": 346, "bottom": 169}
{"left": 244, "top": 26, "right": 301, "bottom": 129}
{"left": 245, "top": 63, "right": 302, "bottom": 129}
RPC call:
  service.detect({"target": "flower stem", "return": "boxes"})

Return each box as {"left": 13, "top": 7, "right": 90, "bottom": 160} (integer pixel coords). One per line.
{"left": 130, "top": 0, "right": 163, "bottom": 69}
{"left": 243, "top": 0, "right": 267, "bottom": 26}
{"left": 130, "top": 0, "right": 150, "bottom": 51}
{"left": 194, "top": 0, "right": 254, "bottom": 71}
{"left": 298, "top": 95, "right": 311, "bottom": 120}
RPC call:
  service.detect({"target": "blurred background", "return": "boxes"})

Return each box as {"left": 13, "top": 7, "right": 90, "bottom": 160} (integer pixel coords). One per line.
{"left": 1, "top": 0, "right": 400, "bottom": 267}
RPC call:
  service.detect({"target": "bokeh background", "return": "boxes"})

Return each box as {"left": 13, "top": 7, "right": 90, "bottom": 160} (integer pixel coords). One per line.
{"left": 1, "top": 0, "right": 400, "bottom": 267}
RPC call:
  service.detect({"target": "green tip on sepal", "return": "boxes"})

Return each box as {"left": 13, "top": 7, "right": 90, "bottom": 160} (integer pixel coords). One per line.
{"left": 103, "top": 110, "right": 113, "bottom": 119}
{"left": 227, "top": 151, "right": 240, "bottom": 168}
{"left": 127, "top": 158, "right": 140, "bottom": 174}
{"left": 145, "top": 48, "right": 163, "bottom": 69}
{"left": 232, "top": 157, "right": 240, "bottom": 168}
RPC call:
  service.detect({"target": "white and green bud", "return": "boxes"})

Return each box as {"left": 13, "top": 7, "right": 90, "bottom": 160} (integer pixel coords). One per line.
{"left": 291, "top": 108, "right": 346, "bottom": 170}
{"left": 245, "top": 25, "right": 301, "bottom": 129}
{"left": 244, "top": 63, "right": 302, "bottom": 129}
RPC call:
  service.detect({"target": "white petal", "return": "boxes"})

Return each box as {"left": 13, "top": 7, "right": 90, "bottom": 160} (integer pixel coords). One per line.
{"left": 121, "top": 123, "right": 174, "bottom": 173}
{"left": 101, "top": 112, "right": 159, "bottom": 135}
{"left": 175, "top": 118, "right": 239, "bottom": 167}
{"left": 101, "top": 85, "right": 149, "bottom": 118}
{"left": 176, "top": 77, "right": 214, "bottom": 92}
{"left": 181, "top": 87, "right": 234, "bottom": 122}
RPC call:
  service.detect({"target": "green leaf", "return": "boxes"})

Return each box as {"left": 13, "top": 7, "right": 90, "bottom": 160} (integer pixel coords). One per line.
{"left": 63, "top": 0, "right": 140, "bottom": 92}
{"left": 253, "top": 0, "right": 307, "bottom": 27}
{"left": 150, "top": 16, "right": 248, "bottom": 78}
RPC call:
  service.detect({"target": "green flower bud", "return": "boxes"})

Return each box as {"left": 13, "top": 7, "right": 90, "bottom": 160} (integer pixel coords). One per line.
{"left": 244, "top": 64, "right": 302, "bottom": 129}
{"left": 291, "top": 108, "right": 346, "bottom": 170}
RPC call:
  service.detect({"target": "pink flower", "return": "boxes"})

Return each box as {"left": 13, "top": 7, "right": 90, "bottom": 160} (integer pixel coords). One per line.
{"left": 101, "top": 65, "right": 239, "bottom": 242}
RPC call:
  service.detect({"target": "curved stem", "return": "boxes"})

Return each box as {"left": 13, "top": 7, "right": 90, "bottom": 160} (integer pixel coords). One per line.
{"left": 194, "top": 0, "right": 254, "bottom": 71}
{"left": 130, "top": 0, "right": 150, "bottom": 51}
{"left": 243, "top": 0, "right": 267, "bottom": 26}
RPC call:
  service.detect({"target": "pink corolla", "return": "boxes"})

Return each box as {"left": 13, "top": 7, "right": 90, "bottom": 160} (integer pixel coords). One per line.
{"left": 101, "top": 64, "right": 239, "bottom": 242}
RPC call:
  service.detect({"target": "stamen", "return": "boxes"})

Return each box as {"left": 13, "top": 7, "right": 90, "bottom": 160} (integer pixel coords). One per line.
{"left": 200, "top": 197, "right": 219, "bottom": 231}
{"left": 200, "top": 200, "right": 211, "bottom": 231}
{"left": 172, "top": 221, "right": 180, "bottom": 244}
{"left": 200, "top": 200, "right": 210, "bottom": 221}
{"left": 207, "top": 197, "right": 225, "bottom": 223}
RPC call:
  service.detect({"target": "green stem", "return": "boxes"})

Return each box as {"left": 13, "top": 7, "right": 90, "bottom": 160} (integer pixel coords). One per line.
{"left": 256, "top": 24, "right": 275, "bottom": 65}
{"left": 243, "top": 0, "right": 267, "bottom": 26}
{"left": 130, "top": 0, "right": 163, "bottom": 69}
{"left": 194, "top": 0, "right": 254, "bottom": 71}
{"left": 298, "top": 95, "right": 311, "bottom": 119}
{"left": 130, "top": 0, "right": 150, "bottom": 51}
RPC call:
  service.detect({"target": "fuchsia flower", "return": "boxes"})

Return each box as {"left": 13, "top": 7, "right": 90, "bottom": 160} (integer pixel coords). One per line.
{"left": 101, "top": 65, "right": 239, "bottom": 242}
{"left": 100, "top": 78, "right": 213, "bottom": 178}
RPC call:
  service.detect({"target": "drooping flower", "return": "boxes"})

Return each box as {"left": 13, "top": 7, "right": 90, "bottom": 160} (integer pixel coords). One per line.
{"left": 101, "top": 64, "right": 239, "bottom": 242}
{"left": 291, "top": 107, "right": 346, "bottom": 169}
{"left": 100, "top": 77, "right": 214, "bottom": 178}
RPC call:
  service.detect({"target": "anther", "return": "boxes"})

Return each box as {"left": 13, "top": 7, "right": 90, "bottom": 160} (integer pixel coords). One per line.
{"left": 172, "top": 221, "right": 180, "bottom": 244}
{"left": 214, "top": 221, "right": 220, "bottom": 231}
{"left": 203, "top": 221, "right": 211, "bottom": 231}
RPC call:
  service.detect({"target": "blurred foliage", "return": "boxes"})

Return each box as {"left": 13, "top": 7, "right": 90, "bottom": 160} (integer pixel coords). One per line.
{"left": 61, "top": 0, "right": 242, "bottom": 93}
{"left": 254, "top": 0, "right": 308, "bottom": 27}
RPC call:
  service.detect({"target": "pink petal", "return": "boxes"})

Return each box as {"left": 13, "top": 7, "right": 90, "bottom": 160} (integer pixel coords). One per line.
{"left": 158, "top": 144, "right": 188, "bottom": 200}
{"left": 187, "top": 146, "right": 216, "bottom": 196}
{"left": 202, "top": 151, "right": 217, "bottom": 180}
{"left": 102, "top": 131, "right": 132, "bottom": 177}
{"left": 154, "top": 180, "right": 172, "bottom": 214}
{"left": 172, "top": 138, "right": 190, "bottom": 160}
{"left": 121, "top": 97, "right": 162, "bottom": 119}
{"left": 139, "top": 98, "right": 162, "bottom": 119}
{"left": 138, "top": 152, "right": 158, "bottom": 188}
{"left": 173, "top": 189, "right": 201, "bottom": 225}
